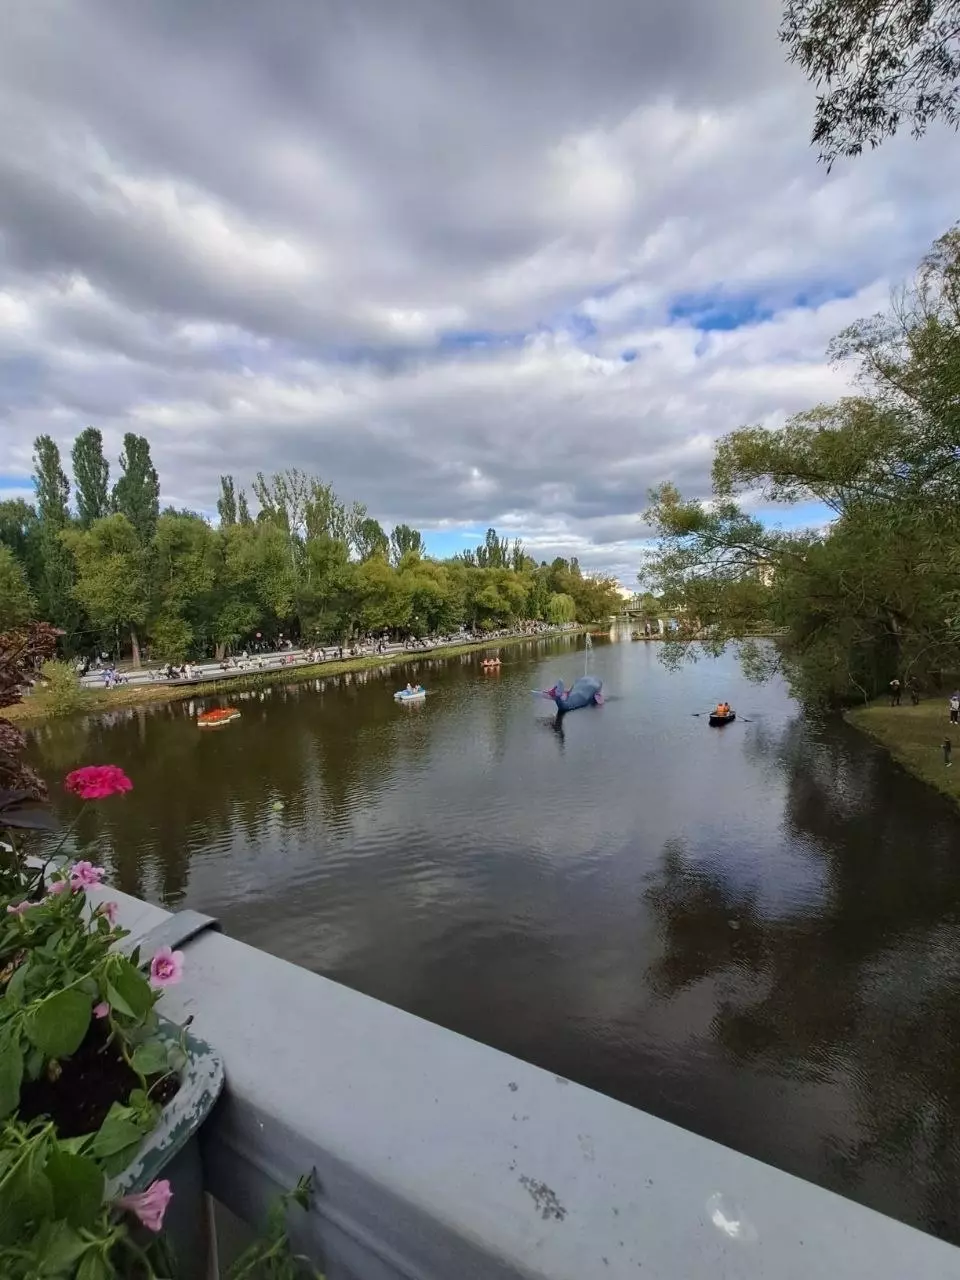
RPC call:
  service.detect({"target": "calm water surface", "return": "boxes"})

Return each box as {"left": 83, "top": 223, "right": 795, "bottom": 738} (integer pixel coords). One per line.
{"left": 26, "top": 631, "right": 960, "bottom": 1240}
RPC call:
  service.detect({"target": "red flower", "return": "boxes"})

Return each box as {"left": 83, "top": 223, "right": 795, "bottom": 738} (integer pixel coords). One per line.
{"left": 64, "top": 765, "right": 133, "bottom": 801}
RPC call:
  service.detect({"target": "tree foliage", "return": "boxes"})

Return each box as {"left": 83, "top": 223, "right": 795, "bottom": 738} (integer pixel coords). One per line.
{"left": 217, "top": 475, "right": 238, "bottom": 527}
{"left": 111, "top": 433, "right": 160, "bottom": 544}
{"left": 0, "top": 546, "right": 36, "bottom": 628}
{"left": 781, "top": 0, "right": 960, "bottom": 165}
{"left": 390, "top": 523, "right": 425, "bottom": 564}
{"left": 71, "top": 427, "right": 110, "bottom": 528}
{"left": 64, "top": 515, "right": 149, "bottom": 665}
{"left": 5, "top": 440, "right": 623, "bottom": 663}
{"left": 644, "top": 225, "right": 960, "bottom": 705}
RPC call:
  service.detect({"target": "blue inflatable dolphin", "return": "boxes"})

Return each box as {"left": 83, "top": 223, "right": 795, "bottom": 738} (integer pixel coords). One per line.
{"left": 540, "top": 675, "right": 604, "bottom": 714}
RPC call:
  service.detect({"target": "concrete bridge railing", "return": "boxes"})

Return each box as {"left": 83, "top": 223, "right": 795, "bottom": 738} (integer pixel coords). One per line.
{"left": 90, "top": 884, "right": 960, "bottom": 1280}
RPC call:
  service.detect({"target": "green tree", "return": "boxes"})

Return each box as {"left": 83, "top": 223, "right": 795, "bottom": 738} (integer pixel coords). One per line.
{"left": 65, "top": 514, "right": 149, "bottom": 665}
{"left": 0, "top": 545, "right": 37, "bottom": 627}
{"left": 355, "top": 555, "right": 412, "bottom": 634}
{"left": 217, "top": 475, "right": 238, "bottom": 526}
{"left": 643, "top": 231, "right": 960, "bottom": 703}
{"left": 475, "top": 527, "right": 509, "bottom": 569}
{"left": 32, "top": 435, "right": 77, "bottom": 637}
{"left": 149, "top": 513, "right": 219, "bottom": 660}
{"left": 546, "top": 592, "right": 577, "bottom": 624}
{"left": 780, "top": 0, "right": 960, "bottom": 165}
{"left": 390, "top": 523, "right": 425, "bottom": 564}
{"left": 297, "top": 535, "right": 358, "bottom": 641}
{"left": 354, "top": 517, "right": 390, "bottom": 561}
{"left": 71, "top": 427, "right": 110, "bottom": 527}
{"left": 112, "top": 433, "right": 160, "bottom": 543}
{"left": 33, "top": 435, "right": 70, "bottom": 528}
{"left": 237, "top": 489, "right": 252, "bottom": 525}
{"left": 0, "top": 499, "right": 43, "bottom": 600}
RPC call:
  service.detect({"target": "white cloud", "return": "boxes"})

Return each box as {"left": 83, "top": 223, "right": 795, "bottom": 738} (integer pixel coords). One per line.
{"left": 1, "top": 0, "right": 958, "bottom": 589}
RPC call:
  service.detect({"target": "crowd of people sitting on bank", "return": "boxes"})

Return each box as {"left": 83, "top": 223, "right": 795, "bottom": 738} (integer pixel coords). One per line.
{"left": 71, "top": 621, "right": 582, "bottom": 688}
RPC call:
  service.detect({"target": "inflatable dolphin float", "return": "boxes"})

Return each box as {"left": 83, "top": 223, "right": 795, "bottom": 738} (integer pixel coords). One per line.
{"left": 540, "top": 675, "right": 604, "bottom": 714}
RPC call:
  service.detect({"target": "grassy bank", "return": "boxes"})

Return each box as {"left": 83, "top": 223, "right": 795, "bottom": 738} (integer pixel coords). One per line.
{"left": 5, "top": 629, "right": 583, "bottom": 726}
{"left": 846, "top": 698, "right": 960, "bottom": 807}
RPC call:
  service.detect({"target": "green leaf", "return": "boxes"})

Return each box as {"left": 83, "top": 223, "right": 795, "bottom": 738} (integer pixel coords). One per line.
{"left": 46, "top": 1149, "right": 104, "bottom": 1229}
{"left": 26, "top": 989, "right": 91, "bottom": 1060}
{"left": 25, "top": 1044, "right": 46, "bottom": 1081}
{"left": 38, "top": 1221, "right": 91, "bottom": 1277}
{"left": 107, "top": 961, "right": 153, "bottom": 1020}
{"left": 88, "top": 1103, "right": 144, "bottom": 1161}
{"left": 0, "top": 1035, "right": 23, "bottom": 1118}
{"left": 4, "top": 958, "right": 30, "bottom": 1006}
{"left": 104, "top": 983, "right": 134, "bottom": 1019}
{"left": 131, "top": 1040, "right": 170, "bottom": 1078}
{"left": 0, "top": 1151, "right": 53, "bottom": 1245}
{"left": 76, "top": 1249, "right": 112, "bottom": 1280}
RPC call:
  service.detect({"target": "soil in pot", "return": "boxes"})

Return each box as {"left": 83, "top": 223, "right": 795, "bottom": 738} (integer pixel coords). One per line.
{"left": 18, "top": 1019, "right": 179, "bottom": 1138}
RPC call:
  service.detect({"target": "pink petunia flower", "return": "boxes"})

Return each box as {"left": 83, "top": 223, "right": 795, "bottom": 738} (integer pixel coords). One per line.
{"left": 93, "top": 1001, "right": 110, "bottom": 1019}
{"left": 115, "top": 1179, "right": 173, "bottom": 1232}
{"left": 64, "top": 765, "right": 133, "bottom": 801}
{"left": 6, "top": 901, "right": 32, "bottom": 916}
{"left": 46, "top": 879, "right": 70, "bottom": 897}
{"left": 100, "top": 900, "right": 119, "bottom": 926}
{"left": 149, "top": 946, "right": 184, "bottom": 988}
{"left": 69, "top": 861, "right": 105, "bottom": 891}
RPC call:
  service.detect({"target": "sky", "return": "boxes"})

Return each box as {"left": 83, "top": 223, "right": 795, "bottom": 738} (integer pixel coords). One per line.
{"left": 1, "top": 0, "right": 958, "bottom": 588}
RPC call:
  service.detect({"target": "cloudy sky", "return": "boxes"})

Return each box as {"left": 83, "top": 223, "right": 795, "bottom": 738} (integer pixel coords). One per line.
{"left": 1, "top": 0, "right": 958, "bottom": 586}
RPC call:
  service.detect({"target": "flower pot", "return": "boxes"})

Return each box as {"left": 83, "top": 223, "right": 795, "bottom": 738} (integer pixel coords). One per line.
{"left": 108, "top": 1021, "right": 224, "bottom": 1280}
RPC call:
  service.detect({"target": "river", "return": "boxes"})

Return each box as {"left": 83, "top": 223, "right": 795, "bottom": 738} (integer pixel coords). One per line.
{"left": 25, "top": 629, "right": 960, "bottom": 1242}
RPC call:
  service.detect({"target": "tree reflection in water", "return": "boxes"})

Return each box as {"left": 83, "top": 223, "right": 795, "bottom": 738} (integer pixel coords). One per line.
{"left": 644, "top": 719, "right": 960, "bottom": 1240}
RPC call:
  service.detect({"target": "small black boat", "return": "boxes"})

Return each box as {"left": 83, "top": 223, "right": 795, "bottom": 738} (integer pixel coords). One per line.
{"left": 708, "top": 710, "right": 736, "bottom": 727}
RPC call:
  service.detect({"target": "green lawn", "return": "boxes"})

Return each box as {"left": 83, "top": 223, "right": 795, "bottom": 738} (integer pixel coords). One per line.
{"left": 846, "top": 697, "right": 960, "bottom": 807}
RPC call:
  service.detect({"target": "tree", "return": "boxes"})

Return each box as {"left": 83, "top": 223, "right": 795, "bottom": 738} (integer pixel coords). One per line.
{"left": 65, "top": 514, "right": 149, "bottom": 665}
{"left": 149, "top": 513, "right": 219, "bottom": 660}
{"left": 217, "top": 475, "right": 238, "bottom": 527}
{"left": 354, "top": 517, "right": 390, "bottom": 561}
{"left": 546, "top": 592, "right": 577, "bottom": 624}
{"left": 643, "top": 229, "right": 960, "bottom": 703}
{"left": 112, "top": 433, "right": 160, "bottom": 543}
{"left": 297, "top": 535, "right": 357, "bottom": 641}
{"left": 71, "top": 427, "right": 110, "bottom": 527}
{"left": 32, "top": 436, "right": 77, "bottom": 637}
{"left": 237, "top": 489, "right": 252, "bottom": 525}
{"left": 33, "top": 435, "right": 70, "bottom": 528}
{"left": 0, "top": 499, "right": 43, "bottom": 601}
{"left": 390, "top": 524, "right": 425, "bottom": 565}
{"left": 0, "top": 546, "right": 36, "bottom": 627}
{"left": 475, "top": 527, "right": 509, "bottom": 569}
{"left": 781, "top": 0, "right": 960, "bottom": 165}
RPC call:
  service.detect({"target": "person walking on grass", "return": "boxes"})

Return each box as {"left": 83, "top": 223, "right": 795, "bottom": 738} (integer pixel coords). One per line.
{"left": 944, "top": 738, "right": 953, "bottom": 768}
{"left": 950, "top": 692, "right": 960, "bottom": 726}
{"left": 889, "top": 677, "right": 901, "bottom": 706}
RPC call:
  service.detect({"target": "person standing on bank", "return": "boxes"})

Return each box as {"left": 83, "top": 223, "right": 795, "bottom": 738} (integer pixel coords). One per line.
{"left": 950, "top": 692, "right": 960, "bottom": 725}
{"left": 944, "top": 738, "right": 953, "bottom": 768}
{"left": 889, "top": 677, "right": 901, "bottom": 706}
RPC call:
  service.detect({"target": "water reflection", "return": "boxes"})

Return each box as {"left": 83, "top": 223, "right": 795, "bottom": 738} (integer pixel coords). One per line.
{"left": 25, "top": 636, "right": 960, "bottom": 1242}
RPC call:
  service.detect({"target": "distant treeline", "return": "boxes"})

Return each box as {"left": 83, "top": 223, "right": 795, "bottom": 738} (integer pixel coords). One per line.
{"left": 0, "top": 442, "right": 621, "bottom": 662}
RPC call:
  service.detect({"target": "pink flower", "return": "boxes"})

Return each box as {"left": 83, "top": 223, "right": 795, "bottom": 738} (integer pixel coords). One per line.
{"left": 149, "top": 946, "right": 184, "bottom": 988}
{"left": 115, "top": 1179, "right": 173, "bottom": 1233}
{"left": 100, "top": 901, "right": 119, "bottom": 926}
{"left": 64, "top": 765, "right": 133, "bottom": 801}
{"left": 6, "top": 901, "right": 32, "bottom": 916}
{"left": 46, "top": 879, "right": 70, "bottom": 897}
{"left": 69, "top": 861, "right": 105, "bottom": 891}
{"left": 93, "top": 1001, "right": 110, "bottom": 1019}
